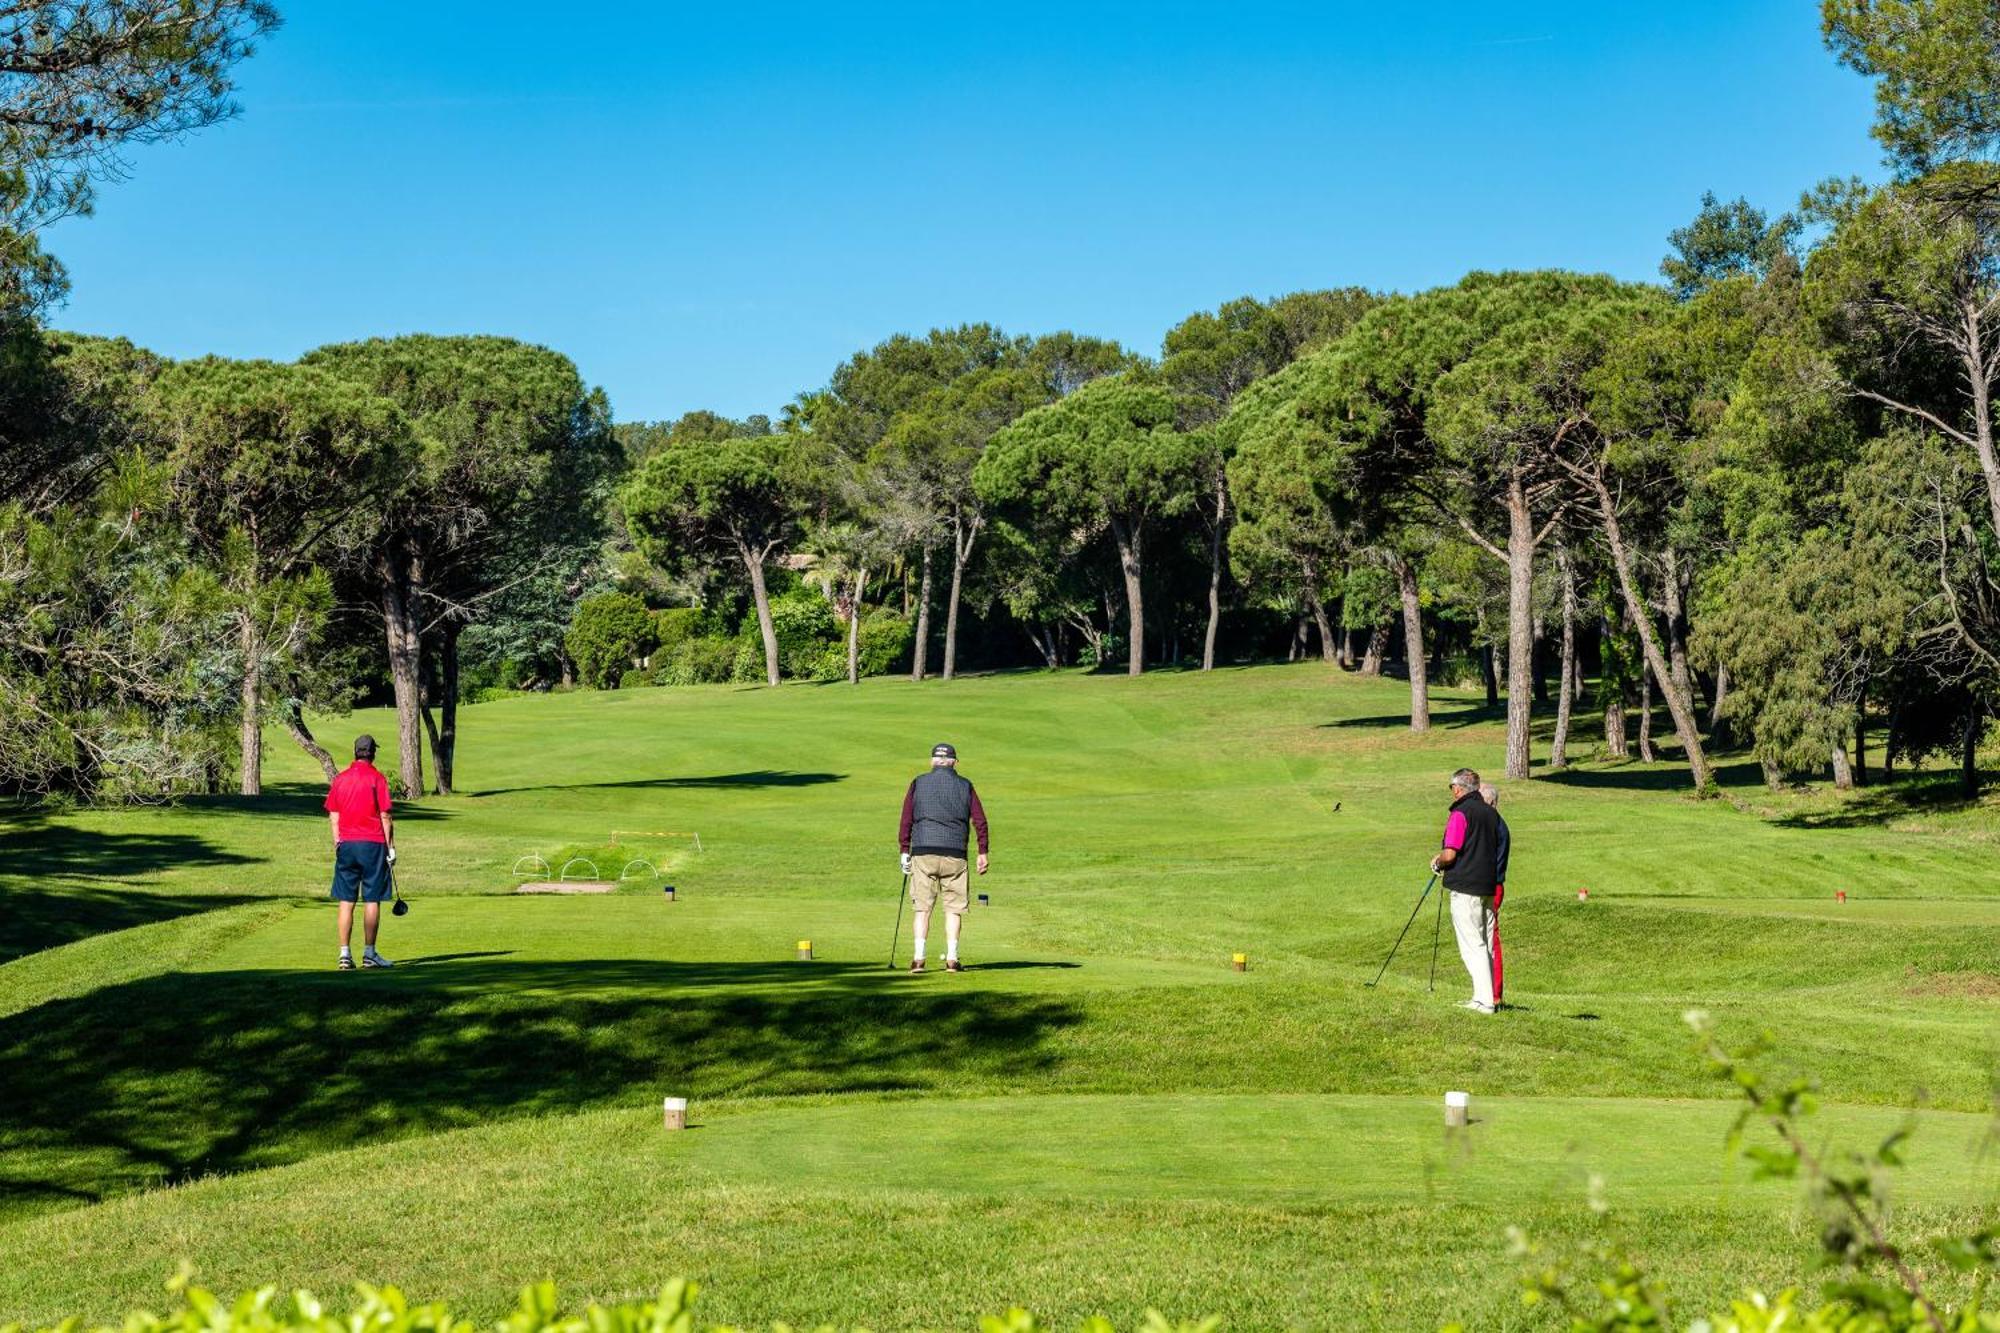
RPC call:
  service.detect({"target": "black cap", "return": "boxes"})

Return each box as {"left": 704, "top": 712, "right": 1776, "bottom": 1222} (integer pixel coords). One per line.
{"left": 932, "top": 742, "right": 956, "bottom": 759}
{"left": 354, "top": 734, "right": 378, "bottom": 759}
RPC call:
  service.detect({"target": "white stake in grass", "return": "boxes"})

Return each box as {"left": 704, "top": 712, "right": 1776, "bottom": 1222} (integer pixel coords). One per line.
{"left": 1444, "top": 1090, "right": 1470, "bottom": 1129}
{"left": 662, "top": 1097, "right": 688, "bottom": 1131}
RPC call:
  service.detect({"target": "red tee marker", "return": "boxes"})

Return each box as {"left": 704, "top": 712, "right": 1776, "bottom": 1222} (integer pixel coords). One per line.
{"left": 1577, "top": 887, "right": 1589, "bottom": 902}
{"left": 1836, "top": 890, "right": 1847, "bottom": 903}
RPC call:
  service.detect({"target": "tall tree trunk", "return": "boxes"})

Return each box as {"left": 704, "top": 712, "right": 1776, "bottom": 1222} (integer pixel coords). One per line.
{"left": 1550, "top": 547, "right": 1577, "bottom": 770}
{"left": 911, "top": 543, "right": 934, "bottom": 681}
{"left": 1831, "top": 739, "right": 1854, "bottom": 791}
{"left": 1289, "top": 616, "right": 1305, "bottom": 661}
{"left": 1885, "top": 693, "right": 1900, "bottom": 780}
{"left": 430, "top": 621, "right": 460, "bottom": 795}
{"left": 1962, "top": 702, "right": 1983, "bottom": 797}
{"left": 847, "top": 567, "right": 866, "bottom": 685}
{"left": 1029, "top": 623, "right": 1059, "bottom": 669}
{"left": 1531, "top": 612, "right": 1548, "bottom": 705}
{"left": 1108, "top": 514, "right": 1145, "bottom": 676}
{"left": 1481, "top": 643, "right": 1499, "bottom": 708}
{"left": 378, "top": 553, "right": 424, "bottom": 798}
{"left": 1762, "top": 756, "right": 1784, "bottom": 791}
{"left": 282, "top": 695, "right": 338, "bottom": 784}
{"left": 1661, "top": 546, "right": 1695, "bottom": 707}
{"left": 1306, "top": 594, "right": 1337, "bottom": 664}
{"left": 1964, "top": 324, "right": 2000, "bottom": 544}
{"left": 238, "top": 613, "right": 262, "bottom": 796}
{"left": 1637, "top": 659, "right": 1656, "bottom": 763}
{"left": 739, "top": 540, "right": 780, "bottom": 687}
{"left": 1393, "top": 554, "right": 1429, "bottom": 732}
{"left": 1584, "top": 462, "right": 1713, "bottom": 790}
{"left": 1503, "top": 476, "right": 1536, "bottom": 780}
{"left": 1601, "top": 612, "right": 1628, "bottom": 757}
{"left": 1202, "top": 473, "right": 1226, "bottom": 672}
{"left": 1853, "top": 678, "right": 1868, "bottom": 787}
{"left": 1360, "top": 625, "right": 1387, "bottom": 676}
{"left": 1298, "top": 559, "right": 1335, "bottom": 663}
{"left": 1571, "top": 617, "right": 1589, "bottom": 708}
{"left": 942, "top": 512, "right": 979, "bottom": 682}
{"left": 1708, "top": 663, "right": 1732, "bottom": 747}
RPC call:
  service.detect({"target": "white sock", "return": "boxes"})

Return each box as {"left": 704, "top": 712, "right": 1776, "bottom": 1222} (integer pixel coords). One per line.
{"left": 339, "top": 946, "right": 352, "bottom": 957}
{"left": 946, "top": 939, "right": 959, "bottom": 962}
{"left": 912, "top": 939, "right": 925, "bottom": 961}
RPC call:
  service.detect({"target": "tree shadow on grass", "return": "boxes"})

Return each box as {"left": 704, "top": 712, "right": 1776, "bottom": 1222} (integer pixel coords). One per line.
{"left": 966, "top": 961, "right": 1083, "bottom": 972}
{"left": 0, "top": 958, "right": 1081, "bottom": 1222}
{"left": 0, "top": 815, "right": 267, "bottom": 962}
{"left": 179, "top": 783, "right": 452, "bottom": 823}
{"left": 0, "top": 886, "right": 267, "bottom": 965}
{"left": 1536, "top": 759, "right": 1766, "bottom": 793}
{"left": 469, "top": 770, "right": 847, "bottom": 798}
{"left": 0, "top": 817, "right": 259, "bottom": 883}
{"left": 1320, "top": 702, "right": 1504, "bottom": 731}
{"left": 1771, "top": 774, "right": 1993, "bottom": 830}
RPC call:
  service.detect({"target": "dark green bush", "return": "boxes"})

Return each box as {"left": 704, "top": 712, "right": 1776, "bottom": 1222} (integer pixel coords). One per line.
{"left": 659, "top": 635, "right": 736, "bottom": 685}
{"left": 655, "top": 607, "right": 703, "bottom": 654}
{"left": 857, "top": 609, "right": 913, "bottom": 676}
{"left": 649, "top": 597, "right": 907, "bottom": 686}
{"left": 563, "top": 593, "right": 659, "bottom": 690}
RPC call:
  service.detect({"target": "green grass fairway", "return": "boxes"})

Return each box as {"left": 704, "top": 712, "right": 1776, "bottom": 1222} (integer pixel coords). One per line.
{"left": 3, "top": 663, "right": 1998, "bottom": 1328}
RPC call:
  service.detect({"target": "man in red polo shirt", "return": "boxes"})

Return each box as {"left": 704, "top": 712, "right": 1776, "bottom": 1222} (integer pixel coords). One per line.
{"left": 325, "top": 734, "right": 396, "bottom": 970}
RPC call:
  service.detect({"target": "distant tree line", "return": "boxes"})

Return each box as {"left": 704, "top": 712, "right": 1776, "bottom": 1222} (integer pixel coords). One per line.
{"left": 3, "top": 0, "right": 1998, "bottom": 801}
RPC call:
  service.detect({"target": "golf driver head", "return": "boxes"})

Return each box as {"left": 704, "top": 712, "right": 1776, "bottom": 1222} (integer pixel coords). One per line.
{"left": 392, "top": 897, "right": 409, "bottom": 917}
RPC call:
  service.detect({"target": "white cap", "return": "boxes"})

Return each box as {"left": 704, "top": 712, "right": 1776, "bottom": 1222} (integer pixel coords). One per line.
{"left": 1444, "top": 1091, "right": 1469, "bottom": 1108}
{"left": 662, "top": 1096, "right": 688, "bottom": 1112}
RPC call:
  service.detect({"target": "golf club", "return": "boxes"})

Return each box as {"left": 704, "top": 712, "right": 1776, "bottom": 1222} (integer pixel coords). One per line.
{"left": 1365, "top": 872, "right": 1437, "bottom": 988}
{"left": 1428, "top": 867, "right": 1443, "bottom": 991}
{"left": 390, "top": 861, "right": 408, "bottom": 916}
{"left": 886, "top": 870, "right": 910, "bottom": 969}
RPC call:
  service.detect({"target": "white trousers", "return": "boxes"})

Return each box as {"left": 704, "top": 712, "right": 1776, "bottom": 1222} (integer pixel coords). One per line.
{"left": 1449, "top": 890, "right": 1495, "bottom": 1008}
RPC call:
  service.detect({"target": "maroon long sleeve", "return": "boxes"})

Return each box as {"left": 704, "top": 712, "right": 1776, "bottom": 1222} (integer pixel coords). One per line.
{"left": 968, "top": 786, "right": 990, "bottom": 855}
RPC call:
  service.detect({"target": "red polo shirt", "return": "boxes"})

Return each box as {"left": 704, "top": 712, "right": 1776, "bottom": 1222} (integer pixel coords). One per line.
{"left": 325, "top": 760, "right": 392, "bottom": 843}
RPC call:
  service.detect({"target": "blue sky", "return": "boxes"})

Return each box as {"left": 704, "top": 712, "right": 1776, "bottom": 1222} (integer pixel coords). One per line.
{"left": 49, "top": 2, "right": 1882, "bottom": 423}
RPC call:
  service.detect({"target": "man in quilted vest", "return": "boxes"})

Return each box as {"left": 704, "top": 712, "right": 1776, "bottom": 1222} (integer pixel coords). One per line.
{"left": 897, "top": 743, "right": 990, "bottom": 973}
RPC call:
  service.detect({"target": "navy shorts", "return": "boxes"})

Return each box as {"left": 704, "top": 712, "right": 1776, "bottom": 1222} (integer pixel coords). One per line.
{"left": 330, "top": 841, "right": 392, "bottom": 903}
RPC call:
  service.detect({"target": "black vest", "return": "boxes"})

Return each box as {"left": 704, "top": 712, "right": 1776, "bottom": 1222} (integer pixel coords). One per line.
{"left": 1442, "top": 792, "right": 1500, "bottom": 897}
{"left": 908, "top": 768, "right": 974, "bottom": 857}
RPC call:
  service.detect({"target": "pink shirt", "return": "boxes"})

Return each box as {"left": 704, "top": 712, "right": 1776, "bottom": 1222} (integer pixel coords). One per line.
{"left": 1441, "top": 809, "right": 1468, "bottom": 851}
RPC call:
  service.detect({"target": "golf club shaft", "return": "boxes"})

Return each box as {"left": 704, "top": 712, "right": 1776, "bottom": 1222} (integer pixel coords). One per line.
{"left": 1366, "top": 873, "right": 1437, "bottom": 987}
{"left": 887, "top": 871, "right": 909, "bottom": 968}
{"left": 1429, "top": 870, "right": 1444, "bottom": 991}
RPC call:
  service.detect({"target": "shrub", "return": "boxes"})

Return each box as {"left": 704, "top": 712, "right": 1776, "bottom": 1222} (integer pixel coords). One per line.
{"left": 654, "top": 606, "right": 703, "bottom": 655}
{"left": 770, "top": 587, "right": 839, "bottom": 679}
{"left": 857, "top": 609, "right": 913, "bottom": 677}
{"left": 564, "top": 593, "right": 659, "bottom": 690}
{"left": 659, "top": 636, "right": 736, "bottom": 686}
{"left": 9, "top": 1278, "right": 1223, "bottom": 1333}
{"left": 729, "top": 631, "right": 769, "bottom": 683}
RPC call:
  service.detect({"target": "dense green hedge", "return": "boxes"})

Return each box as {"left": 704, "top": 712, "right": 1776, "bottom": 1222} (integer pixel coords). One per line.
{"left": 564, "top": 593, "right": 659, "bottom": 689}
{"left": 572, "top": 593, "right": 914, "bottom": 689}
